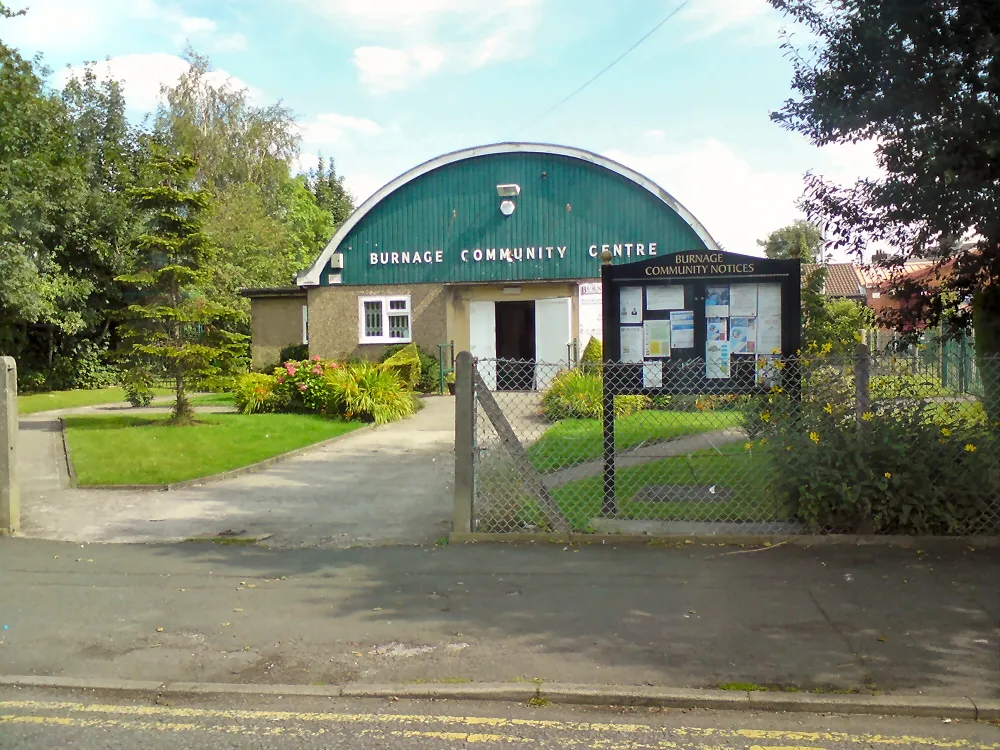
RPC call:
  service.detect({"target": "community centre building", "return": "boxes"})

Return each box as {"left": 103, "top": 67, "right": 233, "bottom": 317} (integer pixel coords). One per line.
{"left": 244, "top": 142, "right": 722, "bottom": 387}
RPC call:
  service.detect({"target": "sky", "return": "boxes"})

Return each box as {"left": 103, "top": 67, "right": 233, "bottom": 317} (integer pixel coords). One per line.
{"left": 2, "top": 0, "right": 881, "bottom": 258}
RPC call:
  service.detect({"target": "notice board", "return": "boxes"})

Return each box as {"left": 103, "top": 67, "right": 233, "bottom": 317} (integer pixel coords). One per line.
{"left": 600, "top": 250, "right": 801, "bottom": 395}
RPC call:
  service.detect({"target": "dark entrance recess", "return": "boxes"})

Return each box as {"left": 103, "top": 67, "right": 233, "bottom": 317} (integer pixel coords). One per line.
{"left": 495, "top": 300, "right": 535, "bottom": 391}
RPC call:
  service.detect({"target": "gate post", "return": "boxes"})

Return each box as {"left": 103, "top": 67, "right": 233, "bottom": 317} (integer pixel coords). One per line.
{"left": 453, "top": 351, "right": 475, "bottom": 534}
{"left": 1, "top": 356, "right": 20, "bottom": 535}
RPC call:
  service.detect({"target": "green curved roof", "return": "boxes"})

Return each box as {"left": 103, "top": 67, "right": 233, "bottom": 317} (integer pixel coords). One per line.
{"left": 299, "top": 143, "right": 720, "bottom": 287}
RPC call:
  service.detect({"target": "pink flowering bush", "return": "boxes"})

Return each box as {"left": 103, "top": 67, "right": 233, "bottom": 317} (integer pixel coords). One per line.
{"left": 273, "top": 357, "right": 342, "bottom": 412}
{"left": 233, "top": 355, "right": 417, "bottom": 424}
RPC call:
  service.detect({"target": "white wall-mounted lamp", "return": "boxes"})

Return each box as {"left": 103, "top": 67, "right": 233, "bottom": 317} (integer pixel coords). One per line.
{"left": 499, "top": 200, "right": 516, "bottom": 216}
{"left": 496, "top": 183, "right": 520, "bottom": 197}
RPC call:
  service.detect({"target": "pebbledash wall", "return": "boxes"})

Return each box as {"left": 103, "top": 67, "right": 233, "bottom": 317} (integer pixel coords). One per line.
{"left": 244, "top": 142, "right": 722, "bottom": 379}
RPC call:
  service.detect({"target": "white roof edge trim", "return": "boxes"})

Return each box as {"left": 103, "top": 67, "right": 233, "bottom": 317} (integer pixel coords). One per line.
{"left": 296, "top": 142, "right": 722, "bottom": 287}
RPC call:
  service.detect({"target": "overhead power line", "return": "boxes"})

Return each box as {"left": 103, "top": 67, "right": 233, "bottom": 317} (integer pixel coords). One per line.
{"left": 523, "top": 0, "right": 695, "bottom": 130}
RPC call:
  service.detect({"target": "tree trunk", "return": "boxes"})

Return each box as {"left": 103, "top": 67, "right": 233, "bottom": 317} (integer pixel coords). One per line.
{"left": 973, "top": 284, "right": 1000, "bottom": 429}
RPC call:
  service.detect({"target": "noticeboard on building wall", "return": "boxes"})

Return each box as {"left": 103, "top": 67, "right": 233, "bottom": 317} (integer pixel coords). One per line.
{"left": 600, "top": 250, "right": 801, "bottom": 395}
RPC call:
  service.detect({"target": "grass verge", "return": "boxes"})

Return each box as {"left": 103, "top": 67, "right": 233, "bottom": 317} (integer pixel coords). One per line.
{"left": 18, "top": 387, "right": 171, "bottom": 415}
{"left": 65, "top": 412, "right": 360, "bottom": 486}
{"left": 480, "top": 443, "right": 785, "bottom": 532}
{"left": 528, "top": 410, "right": 744, "bottom": 473}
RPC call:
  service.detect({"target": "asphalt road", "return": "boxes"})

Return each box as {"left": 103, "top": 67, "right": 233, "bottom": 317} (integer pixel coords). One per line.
{"left": 1, "top": 688, "right": 997, "bottom": 749}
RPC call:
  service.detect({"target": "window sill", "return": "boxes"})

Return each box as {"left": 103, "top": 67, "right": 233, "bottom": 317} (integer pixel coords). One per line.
{"left": 359, "top": 337, "right": 413, "bottom": 345}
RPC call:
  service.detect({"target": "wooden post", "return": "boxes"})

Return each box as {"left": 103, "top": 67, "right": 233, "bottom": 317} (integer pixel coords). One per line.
{"left": 453, "top": 351, "right": 475, "bottom": 534}
{"left": 1, "top": 356, "right": 19, "bottom": 535}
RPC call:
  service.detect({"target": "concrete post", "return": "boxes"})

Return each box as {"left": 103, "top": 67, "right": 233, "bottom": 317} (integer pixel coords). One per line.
{"left": 453, "top": 351, "right": 475, "bottom": 534}
{"left": 0, "top": 356, "right": 19, "bottom": 535}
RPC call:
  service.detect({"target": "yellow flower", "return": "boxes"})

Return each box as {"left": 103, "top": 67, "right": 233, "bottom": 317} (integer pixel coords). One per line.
{"left": 823, "top": 403, "right": 833, "bottom": 414}
{"left": 771, "top": 386, "right": 785, "bottom": 394}
{"left": 744, "top": 442, "right": 753, "bottom": 452}
{"left": 759, "top": 438, "right": 768, "bottom": 446}
{"left": 785, "top": 445, "right": 793, "bottom": 452}
{"left": 809, "top": 432, "right": 820, "bottom": 444}
{"left": 884, "top": 472, "right": 892, "bottom": 479}
{"left": 965, "top": 443, "right": 977, "bottom": 453}
{"left": 760, "top": 410, "right": 771, "bottom": 423}
{"left": 861, "top": 411, "right": 874, "bottom": 422}
{"left": 854, "top": 331, "right": 864, "bottom": 343}
{"left": 941, "top": 427, "right": 952, "bottom": 437}
{"left": 821, "top": 342, "right": 833, "bottom": 355}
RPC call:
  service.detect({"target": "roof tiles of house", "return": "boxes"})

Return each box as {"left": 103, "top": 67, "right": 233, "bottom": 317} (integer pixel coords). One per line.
{"left": 801, "top": 262, "right": 867, "bottom": 298}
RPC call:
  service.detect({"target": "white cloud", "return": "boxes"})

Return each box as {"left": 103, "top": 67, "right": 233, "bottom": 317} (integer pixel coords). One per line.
{"left": 344, "top": 172, "right": 390, "bottom": 205}
{"left": 604, "top": 141, "right": 807, "bottom": 253}
{"left": 300, "top": 0, "right": 540, "bottom": 89}
{"left": 676, "top": 0, "right": 785, "bottom": 44}
{"left": 299, "top": 113, "right": 384, "bottom": 144}
{"left": 3, "top": 0, "right": 248, "bottom": 55}
{"left": 302, "top": 0, "right": 535, "bottom": 35}
{"left": 57, "top": 54, "right": 259, "bottom": 113}
{"left": 353, "top": 46, "right": 446, "bottom": 92}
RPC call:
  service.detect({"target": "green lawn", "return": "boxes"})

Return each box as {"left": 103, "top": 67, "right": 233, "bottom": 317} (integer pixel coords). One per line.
{"left": 65, "top": 412, "right": 360, "bottom": 486}
{"left": 516, "top": 444, "right": 784, "bottom": 531}
{"left": 528, "top": 409, "right": 745, "bottom": 473}
{"left": 189, "top": 392, "right": 235, "bottom": 406}
{"left": 18, "top": 387, "right": 172, "bottom": 415}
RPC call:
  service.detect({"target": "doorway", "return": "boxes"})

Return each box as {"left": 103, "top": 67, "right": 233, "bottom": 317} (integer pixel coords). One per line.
{"left": 495, "top": 300, "right": 535, "bottom": 390}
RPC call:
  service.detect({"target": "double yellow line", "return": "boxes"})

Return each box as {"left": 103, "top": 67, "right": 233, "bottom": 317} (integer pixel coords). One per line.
{"left": 0, "top": 700, "right": 996, "bottom": 749}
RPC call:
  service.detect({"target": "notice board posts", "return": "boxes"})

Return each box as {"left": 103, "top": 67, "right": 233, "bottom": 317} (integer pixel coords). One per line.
{"left": 599, "top": 249, "right": 801, "bottom": 518}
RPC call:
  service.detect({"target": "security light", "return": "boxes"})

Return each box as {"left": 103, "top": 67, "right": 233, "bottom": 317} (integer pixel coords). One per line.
{"left": 496, "top": 183, "right": 520, "bottom": 197}
{"left": 499, "top": 199, "right": 516, "bottom": 216}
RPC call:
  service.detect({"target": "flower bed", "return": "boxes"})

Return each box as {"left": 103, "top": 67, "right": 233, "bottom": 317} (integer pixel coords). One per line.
{"left": 233, "top": 354, "right": 418, "bottom": 425}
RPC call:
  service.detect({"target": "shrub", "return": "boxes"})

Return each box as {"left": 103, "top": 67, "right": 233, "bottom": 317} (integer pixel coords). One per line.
{"left": 323, "top": 361, "right": 416, "bottom": 424}
{"left": 541, "top": 368, "right": 648, "bottom": 421}
{"left": 580, "top": 337, "right": 603, "bottom": 373}
{"left": 746, "top": 345, "right": 999, "bottom": 535}
{"left": 121, "top": 367, "right": 155, "bottom": 408}
{"left": 279, "top": 343, "right": 309, "bottom": 364}
{"left": 233, "top": 373, "right": 288, "bottom": 414}
{"left": 380, "top": 343, "right": 440, "bottom": 393}
{"left": 273, "top": 356, "right": 342, "bottom": 412}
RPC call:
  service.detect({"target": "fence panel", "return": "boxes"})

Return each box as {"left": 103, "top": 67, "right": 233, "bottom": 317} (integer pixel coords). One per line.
{"left": 469, "top": 351, "right": 1000, "bottom": 537}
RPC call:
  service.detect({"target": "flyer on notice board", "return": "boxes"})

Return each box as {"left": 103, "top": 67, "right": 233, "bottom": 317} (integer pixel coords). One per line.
{"left": 642, "top": 361, "right": 663, "bottom": 388}
{"left": 730, "top": 317, "right": 756, "bottom": 354}
{"left": 705, "top": 285, "right": 730, "bottom": 317}
{"left": 643, "top": 319, "right": 671, "bottom": 357}
{"left": 707, "top": 317, "right": 728, "bottom": 342}
{"left": 756, "top": 284, "right": 782, "bottom": 353}
{"left": 706, "top": 340, "right": 731, "bottom": 379}
{"left": 620, "top": 287, "right": 643, "bottom": 323}
{"left": 646, "top": 286, "right": 685, "bottom": 311}
{"left": 620, "top": 326, "right": 644, "bottom": 363}
{"left": 730, "top": 284, "right": 758, "bottom": 317}
{"left": 669, "top": 310, "right": 695, "bottom": 348}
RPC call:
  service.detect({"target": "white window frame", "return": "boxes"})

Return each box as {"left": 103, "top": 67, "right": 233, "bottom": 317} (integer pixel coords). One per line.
{"left": 358, "top": 295, "right": 412, "bottom": 344}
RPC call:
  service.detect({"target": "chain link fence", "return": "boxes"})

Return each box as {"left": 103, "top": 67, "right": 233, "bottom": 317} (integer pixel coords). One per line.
{"left": 461, "top": 349, "right": 1000, "bottom": 538}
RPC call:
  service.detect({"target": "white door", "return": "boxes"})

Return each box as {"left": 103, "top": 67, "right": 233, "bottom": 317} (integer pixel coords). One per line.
{"left": 534, "top": 297, "right": 573, "bottom": 390}
{"left": 469, "top": 300, "right": 497, "bottom": 390}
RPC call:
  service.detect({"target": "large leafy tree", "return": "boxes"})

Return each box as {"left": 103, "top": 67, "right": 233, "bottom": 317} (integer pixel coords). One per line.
{"left": 757, "top": 220, "right": 824, "bottom": 262}
{"left": 767, "top": 1, "right": 1000, "bottom": 370}
{"left": 118, "top": 148, "right": 246, "bottom": 424}
{"left": 156, "top": 51, "right": 338, "bottom": 316}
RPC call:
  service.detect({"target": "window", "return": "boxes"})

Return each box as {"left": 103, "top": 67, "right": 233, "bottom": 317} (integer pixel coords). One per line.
{"left": 359, "top": 295, "right": 411, "bottom": 344}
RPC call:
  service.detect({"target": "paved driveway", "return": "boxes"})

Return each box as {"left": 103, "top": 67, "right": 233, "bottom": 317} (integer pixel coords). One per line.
{"left": 17, "top": 397, "right": 456, "bottom": 548}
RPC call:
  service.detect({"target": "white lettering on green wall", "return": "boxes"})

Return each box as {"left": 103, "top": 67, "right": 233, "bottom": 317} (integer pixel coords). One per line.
{"left": 366, "top": 242, "right": 658, "bottom": 267}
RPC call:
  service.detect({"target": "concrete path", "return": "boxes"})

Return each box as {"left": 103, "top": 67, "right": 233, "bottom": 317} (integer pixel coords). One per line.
{"left": 17, "top": 398, "right": 456, "bottom": 547}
